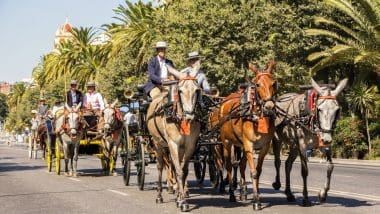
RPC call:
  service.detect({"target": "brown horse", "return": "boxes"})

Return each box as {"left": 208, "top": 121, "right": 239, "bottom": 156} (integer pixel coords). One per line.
{"left": 37, "top": 121, "right": 47, "bottom": 159}
{"left": 212, "top": 61, "right": 276, "bottom": 210}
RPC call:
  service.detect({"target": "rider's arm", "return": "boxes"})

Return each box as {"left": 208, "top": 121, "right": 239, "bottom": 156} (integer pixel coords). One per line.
{"left": 98, "top": 93, "right": 105, "bottom": 111}
{"left": 148, "top": 59, "right": 162, "bottom": 84}
{"left": 198, "top": 73, "right": 211, "bottom": 94}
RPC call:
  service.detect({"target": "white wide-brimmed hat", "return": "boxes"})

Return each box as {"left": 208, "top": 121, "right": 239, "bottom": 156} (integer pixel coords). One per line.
{"left": 31, "top": 110, "right": 38, "bottom": 114}
{"left": 70, "top": 80, "right": 78, "bottom": 85}
{"left": 153, "top": 41, "right": 168, "bottom": 49}
{"left": 87, "top": 81, "right": 96, "bottom": 87}
{"left": 187, "top": 51, "right": 204, "bottom": 60}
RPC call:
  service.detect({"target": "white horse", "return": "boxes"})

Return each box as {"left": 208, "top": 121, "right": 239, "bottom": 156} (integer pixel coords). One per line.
{"left": 55, "top": 103, "right": 82, "bottom": 177}
{"left": 147, "top": 71, "right": 201, "bottom": 212}
{"left": 272, "top": 78, "right": 348, "bottom": 206}
{"left": 102, "top": 99, "right": 122, "bottom": 176}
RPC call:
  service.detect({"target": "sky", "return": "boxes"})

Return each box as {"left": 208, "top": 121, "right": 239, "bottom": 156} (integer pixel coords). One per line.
{"left": 0, "top": 0, "right": 138, "bottom": 83}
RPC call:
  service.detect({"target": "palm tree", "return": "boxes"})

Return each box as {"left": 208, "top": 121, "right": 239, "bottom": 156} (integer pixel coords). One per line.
{"left": 43, "top": 27, "right": 110, "bottom": 89}
{"left": 106, "top": 0, "right": 158, "bottom": 69}
{"left": 7, "top": 82, "right": 26, "bottom": 108}
{"left": 347, "top": 82, "right": 378, "bottom": 156}
{"left": 306, "top": 0, "right": 380, "bottom": 73}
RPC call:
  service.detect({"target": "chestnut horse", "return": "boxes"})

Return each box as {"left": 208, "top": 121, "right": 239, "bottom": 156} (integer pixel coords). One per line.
{"left": 212, "top": 61, "right": 276, "bottom": 210}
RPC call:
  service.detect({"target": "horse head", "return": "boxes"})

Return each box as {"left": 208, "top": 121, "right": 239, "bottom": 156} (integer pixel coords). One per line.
{"left": 65, "top": 102, "right": 82, "bottom": 138}
{"left": 103, "top": 98, "right": 118, "bottom": 133}
{"left": 249, "top": 60, "right": 277, "bottom": 116}
{"left": 178, "top": 74, "right": 201, "bottom": 121}
{"left": 311, "top": 78, "right": 348, "bottom": 144}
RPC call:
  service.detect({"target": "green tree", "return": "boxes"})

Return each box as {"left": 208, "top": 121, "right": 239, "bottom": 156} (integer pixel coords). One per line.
{"left": 306, "top": 0, "right": 380, "bottom": 73}
{"left": 347, "top": 82, "right": 379, "bottom": 156}
{"left": 7, "top": 82, "right": 26, "bottom": 107}
{"left": 0, "top": 93, "right": 8, "bottom": 122}
{"left": 106, "top": 0, "right": 158, "bottom": 70}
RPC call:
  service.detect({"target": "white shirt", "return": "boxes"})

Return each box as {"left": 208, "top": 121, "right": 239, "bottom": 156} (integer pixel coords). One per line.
{"left": 124, "top": 112, "right": 137, "bottom": 125}
{"left": 83, "top": 91, "right": 105, "bottom": 110}
{"left": 71, "top": 90, "right": 77, "bottom": 105}
{"left": 52, "top": 105, "right": 64, "bottom": 116}
{"left": 158, "top": 56, "right": 168, "bottom": 79}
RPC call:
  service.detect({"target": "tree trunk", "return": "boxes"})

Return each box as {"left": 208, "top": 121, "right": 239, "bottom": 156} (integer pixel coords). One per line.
{"left": 365, "top": 110, "right": 372, "bottom": 157}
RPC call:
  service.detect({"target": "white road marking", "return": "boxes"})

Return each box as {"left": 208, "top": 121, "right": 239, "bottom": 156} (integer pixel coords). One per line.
{"left": 69, "top": 178, "right": 81, "bottom": 182}
{"left": 107, "top": 189, "right": 128, "bottom": 196}
{"left": 260, "top": 180, "right": 380, "bottom": 202}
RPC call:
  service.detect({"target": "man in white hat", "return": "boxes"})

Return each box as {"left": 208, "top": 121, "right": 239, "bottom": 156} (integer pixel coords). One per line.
{"left": 181, "top": 51, "right": 211, "bottom": 93}
{"left": 66, "top": 80, "right": 83, "bottom": 108}
{"left": 144, "top": 41, "right": 175, "bottom": 99}
{"left": 83, "top": 81, "right": 105, "bottom": 114}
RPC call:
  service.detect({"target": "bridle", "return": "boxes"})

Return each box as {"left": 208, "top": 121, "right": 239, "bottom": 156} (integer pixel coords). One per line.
{"left": 63, "top": 110, "right": 81, "bottom": 139}
{"left": 176, "top": 76, "right": 200, "bottom": 118}
{"left": 103, "top": 106, "right": 118, "bottom": 134}
{"left": 252, "top": 72, "right": 277, "bottom": 115}
{"left": 314, "top": 95, "right": 340, "bottom": 134}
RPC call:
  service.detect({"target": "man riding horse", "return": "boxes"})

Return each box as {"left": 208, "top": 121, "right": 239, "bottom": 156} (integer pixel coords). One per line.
{"left": 144, "top": 41, "right": 175, "bottom": 100}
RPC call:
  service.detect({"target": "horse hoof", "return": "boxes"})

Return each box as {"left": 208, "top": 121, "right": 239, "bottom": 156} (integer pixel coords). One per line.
{"left": 112, "top": 172, "right": 118, "bottom": 176}
{"left": 272, "top": 182, "right": 281, "bottom": 190}
{"left": 64, "top": 172, "right": 70, "bottom": 177}
{"left": 239, "top": 194, "right": 248, "bottom": 201}
{"left": 73, "top": 173, "right": 78, "bottom": 178}
{"left": 176, "top": 200, "right": 181, "bottom": 208}
{"left": 180, "top": 203, "right": 190, "bottom": 212}
{"left": 302, "top": 199, "right": 312, "bottom": 207}
{"left": 156, "top": 197, "right": 163, "bottom": 204}
{"left": 287, "top": 194, "right": 296, "bottom": 202}
{"left": 229, "top": 195, "right": 236, "bottom": 202}
{"left": 167, "top": 187, "right": 175, "bottom": 194}
{"left": 219, "top": 189, "right": 226, "bottom": 195}
{"left": 185, "top": 191, "right": 190, "bottom": 198}
{"left": 253, "top": 202, "right": 262, "bottom": 211}
{"left": 318, "top": 190, "right": 327, "bottom": 202}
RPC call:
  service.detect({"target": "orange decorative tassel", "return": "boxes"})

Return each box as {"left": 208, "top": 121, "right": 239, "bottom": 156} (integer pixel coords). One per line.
{"left": 180, "top": 119, "right": 191, "bottom": 135}
{"left": 257, "top": 117, "right": 269, "bottom": 134}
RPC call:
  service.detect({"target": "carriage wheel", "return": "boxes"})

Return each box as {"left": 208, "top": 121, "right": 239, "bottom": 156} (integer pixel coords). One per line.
{"left": 46, "top": 144, "right": 52, "bottom": 172}
{"left": 208, "top": 159, "right": 219, "bottom": 188}
{"left": 137, "top": 139, "right": 146, "bottom": 191}
{"left": 122, "top": 127, "right": 132, "bottom": 186}
{"left": 55, "top": 139, "right": 61, "bottom": 175}
{"left": 194, "top": 159, "right": 206, "bottom": 185}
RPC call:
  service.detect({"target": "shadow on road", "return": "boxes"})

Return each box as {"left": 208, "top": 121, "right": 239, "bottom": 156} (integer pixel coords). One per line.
{"left": 184, "top": 186, "right": 376, "bottom": 212}
{"left": 0, "top": 162, "right": 46, "bottom": 173}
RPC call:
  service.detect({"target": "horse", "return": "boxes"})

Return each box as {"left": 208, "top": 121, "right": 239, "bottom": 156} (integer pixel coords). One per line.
{"left": 102, "top": 99, "right": 123, "bottom": 176}
{"left": 36, "top": 120, "right": 47, "bottom": 159}
{"left": 271, "top": 78, "right": 348, "bottom": 206}
{"left": 211, "top": 60, "right": 277, "bottom": 210}
{"left": 147, "top": 71, "right": 201, "bottom": 212}
{"left": 55, "top": 103, "right": 82, "bottom": 177}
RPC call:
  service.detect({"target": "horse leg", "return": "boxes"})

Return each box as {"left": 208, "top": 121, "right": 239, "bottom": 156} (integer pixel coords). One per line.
{"left": 299, "top": 142, "right": 312, "bottom": 206}
{"left": 182, "top": 160, "right": 190, "bottom": 198}
{"left": 33, "top": 136, "right": 38, "bottom": 159}
{"left": 251, "top": 143, "right": 270, "bottom": 210}
{"left": 224, "top": 143, "right": 236, "bottom": 202}
{"left": 169, "top": 142, "right": 188, "bottom": 210}
{"left": 214, "top": 144, "right": 226, "bottom": 194}
{"left": 318, "top": 146, "right": 334, "bottom": 203}
{"left": 272, "top": 136, "right": 282, "bottom": 190}
{"left": 239, "top": 154, "right": 247, "bottom": 201}
{"left": 232, "top": 145, "right": 240, "bottom": 189}
{"left": 73, "top": 142, "right": 79, "bottom": 177}
{"left": 63, "top": 143, "right": 70, "bottom": 176}
{"left": 155, "top": 148, "right": 164, "bottom": 204}
{"left": 112, "top": 144, "right": 118, "bottom": 176}
{"left": 285, "top": 144, "right": 298, "bottom": 202}
{"left": 164, "top": 151, "right": 176, "bottom": 194}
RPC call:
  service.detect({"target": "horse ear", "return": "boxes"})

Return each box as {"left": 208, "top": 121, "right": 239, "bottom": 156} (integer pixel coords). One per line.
{"left": 331, "top": 78, "right": 348, "bottom": 96}
{"left": 111, "top": 99, "right": 118, "bottom": 108}
{"left": 65, "top": 103, "right": 71, "bottom": 112}
{"left": 75, "top": 102, "right": 82, "bottom": 112}
{"left": 249, "top": 63, "right": 259, "bottom": 76}
{"left": 267, "top": 60, "right": 276, "bottom": 73}
{"left": 311, "top": 78, "right": 324, "bottom": 95}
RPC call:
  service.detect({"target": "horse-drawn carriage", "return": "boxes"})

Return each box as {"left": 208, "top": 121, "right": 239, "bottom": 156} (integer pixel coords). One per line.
{"left": 44, "top": 108, "right": 109, "bottom": 176}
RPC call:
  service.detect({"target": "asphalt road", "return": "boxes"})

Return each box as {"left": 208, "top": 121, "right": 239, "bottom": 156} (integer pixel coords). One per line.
{"left": 0, "top": 143, "right": 379, "bottom": 214}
